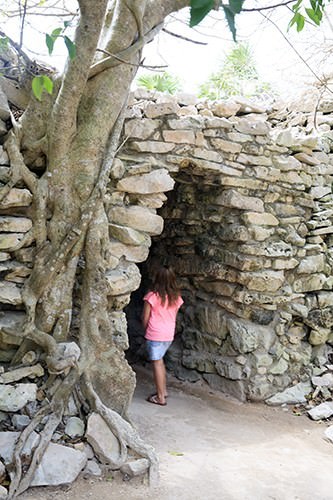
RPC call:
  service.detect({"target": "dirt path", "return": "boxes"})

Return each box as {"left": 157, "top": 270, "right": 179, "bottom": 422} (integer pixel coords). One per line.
{"left": 21, "top": 366, "right": 333, "bottom": 500}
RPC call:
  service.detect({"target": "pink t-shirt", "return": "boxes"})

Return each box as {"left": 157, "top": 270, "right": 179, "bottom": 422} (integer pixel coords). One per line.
{"left": 144, "top": 291, "right": 183, "bottom": 342}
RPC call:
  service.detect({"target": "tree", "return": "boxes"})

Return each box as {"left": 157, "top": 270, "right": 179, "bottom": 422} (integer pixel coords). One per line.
{"left": 198, "top": 42, "right": 274, "bottom": 100}
{"left": 137, "top": 71, "right": 182, "bottom": 94}
{"left": 0, "top": 0, "right": 327, "bottom": 497}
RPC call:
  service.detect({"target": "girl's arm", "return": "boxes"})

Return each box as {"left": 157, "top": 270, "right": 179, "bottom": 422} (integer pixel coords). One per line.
{"left": 142, "top": 301, "right": 151, "bottom": 330}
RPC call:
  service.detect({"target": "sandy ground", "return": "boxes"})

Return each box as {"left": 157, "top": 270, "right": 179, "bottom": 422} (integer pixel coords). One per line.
{"left": 20, "top": 366, "right": 333, "bottom": 500}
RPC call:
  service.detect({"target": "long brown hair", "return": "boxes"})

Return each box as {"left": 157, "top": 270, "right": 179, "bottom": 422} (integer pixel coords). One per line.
{"left": 151, "top": 266, "right": 180, "bottom": 306}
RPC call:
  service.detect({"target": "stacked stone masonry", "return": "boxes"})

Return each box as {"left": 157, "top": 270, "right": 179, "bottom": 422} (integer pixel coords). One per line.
{"left": 1, "top": 88, "right": 333, "bottom": 403}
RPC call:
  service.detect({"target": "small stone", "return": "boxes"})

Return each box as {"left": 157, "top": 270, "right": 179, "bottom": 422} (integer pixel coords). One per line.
{"left": 0, "top": 383, "right": 37, "bottom": 412}
{"left": 11, "top": 414, "right": 31, "bottom": 431}
{"left": 65, "top": 417, "right": 85, "bottom": 438}
{"left": 83, "top": 459, "right": 102, "bottom": 477}
{"left": 308, "top": 402, "right": 333, "bottom": 420}
{"left": 120, "top": 458, "right": 149, "bottom": 478}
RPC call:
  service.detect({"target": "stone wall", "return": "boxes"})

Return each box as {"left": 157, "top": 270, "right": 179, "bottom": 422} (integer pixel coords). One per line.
{"left": 1, "top": 88, "right": 333, "bottom": 402}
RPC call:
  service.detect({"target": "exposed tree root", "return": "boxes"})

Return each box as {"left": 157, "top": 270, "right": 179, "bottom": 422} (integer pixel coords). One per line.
{"left": 83, "top": 375, "right": 159, "bottom": 486}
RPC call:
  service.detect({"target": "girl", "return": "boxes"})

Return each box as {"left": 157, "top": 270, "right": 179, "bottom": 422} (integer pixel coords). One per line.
{"left": 142, "top": 266, "right": 183, "bottom": 406}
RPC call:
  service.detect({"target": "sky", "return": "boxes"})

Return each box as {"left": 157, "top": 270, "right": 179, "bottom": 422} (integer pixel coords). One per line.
{"left": 137, "top": 4, "right": 333, "bottom": 99}
{"left": 3, "top": 2, "right": 333, "bottom": 100}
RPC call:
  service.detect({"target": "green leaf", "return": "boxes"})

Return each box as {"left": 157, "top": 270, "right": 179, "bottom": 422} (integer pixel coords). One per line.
{"left": 64, "top": 36, "right": 76, "bottom": 60}
{"left": 41, "top": 75, "right": 53, "bottom": 94}
{"left": 45, "top": 34, "right": 55, "bottom": 55}
{"left": 295, "top": 12, "right": 305, "bottom": 31}
{"left": 229, "top": 0, "right": 244, "bottom": 14}
{"left": 32, "top": 76, "right": 44, "bottom": 101}
{"left": 222, "top": 6, "right": 237, "bottom": 41}
{"left": 51, "top": 27, "right": 63, "bottom": 37}
{"left": 292, "top": 0, "right": 302, "bottom": 12}
{"left": 63, "top": 20, "right": 71, "bottom": 28}
{"left": 168, "top": 451, "right": 184, "bottom": 456}
{"left": 190, "top": 0, "right": 214, "bottom": 27}
{"left": 305, "top": 7, "right": 322, "bottom": 24}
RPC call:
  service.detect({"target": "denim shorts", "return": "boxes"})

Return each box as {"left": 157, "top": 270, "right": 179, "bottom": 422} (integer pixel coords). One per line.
{"left": 146, "top": 340, "right": 172, "bottom": 361}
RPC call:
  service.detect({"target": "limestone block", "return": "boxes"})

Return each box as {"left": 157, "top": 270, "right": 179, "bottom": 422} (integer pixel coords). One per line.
{"left": 310, "top": 186, "right": 332, "bottom": 199}
{"left": 242, "top": 212, "right": 279, "bottom": 226}
{"left": 0, "top": 281, "right": 22, "bottom": 305}
{"left": 210, "top": 100, "right": 241, "bottom": 118}
{"left": 120, "top": 458, "right": 149, "bottom": 478}
{"left": 237, "top": 153, "right": 272, "bottom": 166}
{"left": 31, "top": 442, "right": 87, "bottom": 486}
{"left": 124, "top": 118, "right": 161, "bottom": 139}
{"left": 109, "top": 240, "right": 150, "bottom": 262}
{"left": 131, "top": 141, "right": 175, "bottom": 153}
{"left": 0, "top": 431, "right": 40, "bottom": 464}
{"left": 188, "top": 159, "right": 242, "bottom": 177}
{"left": 239, "top": 241, "right": 292, "bottom": 257}
{"left": 309, "top": 328, "right": 330, "bottom": 346}
{"left": 220, "top": 177, "right": 267, "bottom": 190}
{"left": 294, "top": 152, "right": 321, "bottom": 166}
{"left": 178, "top": 105, "right": 198, "bottom": 116}
{"left": 234, "top": 119, "right": 269, "bottom": 136}
{"left": 109, "top": 224, "right": 148, "bottom": 246}
{"left": 296, "top": 254, "right": 325, "bottom": 274}
{"left": 211, "top": 138, "right": 242, "bottom": 153}
{"left": 0, "top": 364, "right": 44, "bottom": 384}
{"left": 0, "top": 188, "right": 32, "bottom": 208}
{"left": 116, "top": 168, "right": 174, "bottom": 194}
{"left": 163, "top": 129, "right": 195, "bottom": 144}
{"left": 308, "top": 402, "right": 333, "bottom": 420}
{"left": 168, "top": 116, "right": 204, "bottom": 130}
{"left": 135, "top": 193, "right": 167, "bottom": 208}
{"left": 0, "top": 383, "right": 37, "bottom": 411}
{"left": 0, "top": 251, "right": 10, "bottom": 261}
{"left": 216, "top": 189, "right": 264, "bottom": 212}
{"left": 227, "top": 131, "right": 252, "bottom": 143}
{"left": 0, "top": 216, "right": 32, "bottom": 232}
{"left": 252, "top": 166, "right": 280, "bottom": 182}
{"left": 65, "top": 417, "right": 85, "bottom": 438}
{"left": 106, "top": 263, "right": 141, "bottom": 296}
{"left": 12, "top": 413, "right": 31, "bottom": 430}
{"left": 293, "top": 274, "right": 326, "bottom": 293}
{"left": 195, "top": 305, "right": 228, "bottom": 338}
{"left": 108, "top": 206, "right": 164, "bottom": 235}
{"left": 269, "top": 357, "right": 288, "bottom": 375}
{"left": 144, "top": 101, "right": 180, "bottom": 118}
{"left": 238, "top": 270, "right": 285, "bottom": 292}
{"left": 272, "top": 155, "right": 302, "bottom": 171}
{"left": 0, "top": 233, "right": 25, "bottom": 251}
{"left": 249, "top": 227, "right": 274, "bottom": 241}
{"left": 265, "top": 381, "right": 312, "bottom": 405}
{"left": 176, "top": 93, "right": 198, "bottom": 106}
{"left": 86, "top": 412, "right": 121, "bottom": 466}
{"left": 312, "top": 372, "right": 333, "bottom": 387}
{"left": 215, "top": 357, "right": 248, "bottom": 380}
{"left": 252, "top": 352, "right": 273, "bottom": 367}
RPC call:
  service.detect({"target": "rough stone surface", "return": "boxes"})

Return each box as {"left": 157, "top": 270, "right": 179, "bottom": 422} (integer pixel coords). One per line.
{"left": 85, "top": 412, "right": 121, "bottom": 466}
{"left": 31, "top": 442, "right": 87, "bottom": 486}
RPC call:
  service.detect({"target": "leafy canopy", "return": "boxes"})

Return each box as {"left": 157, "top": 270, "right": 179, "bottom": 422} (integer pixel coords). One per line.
{"left": 190, "top": 0, "right": 331, "bottom": 40}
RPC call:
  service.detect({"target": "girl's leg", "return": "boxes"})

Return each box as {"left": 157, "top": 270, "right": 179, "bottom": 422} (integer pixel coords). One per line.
{"left": 152, "top": 358, "right": 167, "bottom": 404}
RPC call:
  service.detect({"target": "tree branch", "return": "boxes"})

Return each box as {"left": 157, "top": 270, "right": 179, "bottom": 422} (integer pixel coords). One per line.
{"left": 48, "top": 0, "right": 109, "bottom": 158}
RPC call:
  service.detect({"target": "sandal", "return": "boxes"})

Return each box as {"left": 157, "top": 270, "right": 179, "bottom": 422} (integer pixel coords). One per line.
{"left": 146, "top": 394, "right": 167, "bottom": 406}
